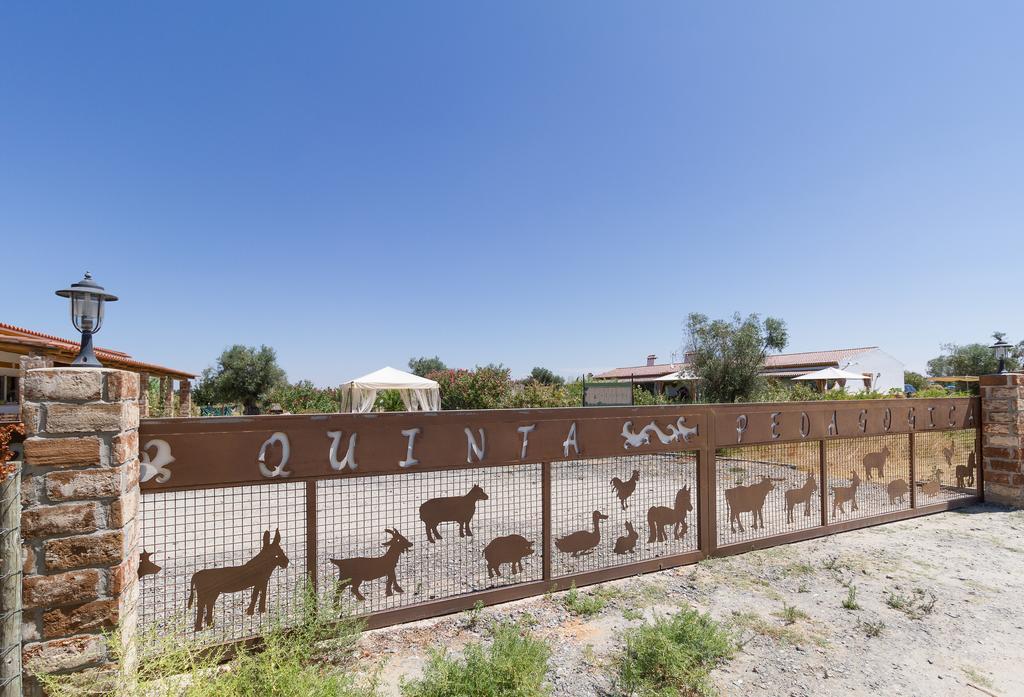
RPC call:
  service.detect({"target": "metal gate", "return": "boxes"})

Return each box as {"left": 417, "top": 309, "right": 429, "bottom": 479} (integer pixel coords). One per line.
{"left": 136, "top": 398, "right": 981, "bottom": 645}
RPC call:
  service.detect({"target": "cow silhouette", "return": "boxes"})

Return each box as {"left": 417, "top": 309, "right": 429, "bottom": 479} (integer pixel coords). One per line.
{"left": 188, "top": 529, "right": 288, "bottom": 631}
{"left": 725, "top": 476, "right": 775, "bottom": 533}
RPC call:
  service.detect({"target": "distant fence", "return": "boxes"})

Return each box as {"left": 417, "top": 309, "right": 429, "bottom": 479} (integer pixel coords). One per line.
{"left": 136, "top": 398, "right": 981, "bottom": 645}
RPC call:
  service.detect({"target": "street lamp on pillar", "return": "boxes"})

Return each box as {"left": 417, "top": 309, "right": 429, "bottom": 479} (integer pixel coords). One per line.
{"left": 55, "top": 272, "right": 118, "bottom": 367}
{"left": 990, "top": 336, "right": 1012, "bottom": 375}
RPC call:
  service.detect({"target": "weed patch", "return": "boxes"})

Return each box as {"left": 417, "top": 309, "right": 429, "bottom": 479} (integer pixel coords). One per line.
{"left": 401, "top": 620, "right": 550, "bottom": 697}
{"left": 857, "top": 618, "right": 885, "bottom": 638}
{"left": 562, "top": 582, "right": 609, "bottom": 616}
{"left": 884, "top": 588, "right": 936, "bottom": 619}
{"left": 774, "top": 604, "right": 809, "bottom": 625}
{"left": 618, "top": 608, "right": 733, "bottom": 697}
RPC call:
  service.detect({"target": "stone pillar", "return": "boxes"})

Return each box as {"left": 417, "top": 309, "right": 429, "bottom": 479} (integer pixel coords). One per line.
{"left": 19, "top": 368, "right": 140, "bottom": 688}
{"left": 177, "top": 379, "right": 191, "bottom": 418}
{"left": 980, "top": 373, "right": 1024, "bottom": 508}
{"left": 138, "top": 373, "right": 149, "bottom": 418}
{"left": 161, "top": 377, "right": 173, "bottom": 418}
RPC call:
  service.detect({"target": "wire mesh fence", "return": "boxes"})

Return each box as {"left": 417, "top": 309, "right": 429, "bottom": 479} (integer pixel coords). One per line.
{"left": 550, "top": 452, "right": 698, "bottom": 577}
{"left": 316, "top": 464, "right": 542, "bottom": 614}
{"left": 826, "top": 434, "right": 911, "bottom": 522}
{"left": 913, "top": 429, "right": 979, "bottom": 504}
{"left": 139, "top": 482, "right": 307, "bottom": 644}
{"left": 715, "top": 441, "right": 822, "bottom": 546}
{"left": 135, "top": 411, "right": 982, "bottom": 647}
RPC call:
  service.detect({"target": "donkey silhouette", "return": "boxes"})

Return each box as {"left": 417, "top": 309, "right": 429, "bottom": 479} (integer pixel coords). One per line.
{"left": 188, "top": 529, "right": 289, "bottom": 631}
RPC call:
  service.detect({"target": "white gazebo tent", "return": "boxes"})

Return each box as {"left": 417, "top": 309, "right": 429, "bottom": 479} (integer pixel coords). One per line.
{"left": 793, "top": 366, "right": 870, "bottom": 392}
{"left": 340, "top": 366, "right": 441, "bottom": 413}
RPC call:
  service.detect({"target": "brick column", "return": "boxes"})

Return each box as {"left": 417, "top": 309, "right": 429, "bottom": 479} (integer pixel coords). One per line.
{"left": 161, "top": 377, "right": 173, "bottom": 418}
{"left": 980, "top": 373, "right": 1024, "bottom": 508}
{"left": 138, "top": 373, "right": 149, "bottom": 418}
{"left": 177, "top": 380, "right": 191, "bottom": 418}
{"left": 19, "top": 368, "right": 140, "bottom": 687}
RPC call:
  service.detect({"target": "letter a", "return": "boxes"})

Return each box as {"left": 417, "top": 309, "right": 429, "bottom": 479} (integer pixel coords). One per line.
{"left": 562, "top": 422, "right": 579, "bottom": 457}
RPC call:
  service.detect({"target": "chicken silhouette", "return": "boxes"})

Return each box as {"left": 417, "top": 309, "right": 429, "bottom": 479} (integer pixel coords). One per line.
{"left": 610, "top": 470, "right": 640, "bottom": 511}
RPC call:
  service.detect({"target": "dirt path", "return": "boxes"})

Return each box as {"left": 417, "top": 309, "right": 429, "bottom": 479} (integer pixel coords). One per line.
{"left": 354, "top": 504, "right": 1024, "bottom": 696}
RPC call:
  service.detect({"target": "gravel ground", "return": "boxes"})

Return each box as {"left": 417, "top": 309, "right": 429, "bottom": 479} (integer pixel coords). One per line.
{"left": 354, "top": 504, "right": 1024, "bottom": 697}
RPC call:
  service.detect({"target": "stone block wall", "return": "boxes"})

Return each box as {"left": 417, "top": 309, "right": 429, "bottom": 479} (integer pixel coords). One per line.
{"left": 19, "top": 368, "right": 140, "bottom": 685}
{"left": 980, "top": 373, "right": 1024, "bottom": 507}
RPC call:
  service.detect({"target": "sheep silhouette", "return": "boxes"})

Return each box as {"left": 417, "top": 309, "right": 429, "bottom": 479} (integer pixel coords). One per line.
{"left": 419, "top": 484, "right": 489, "bottom": 543}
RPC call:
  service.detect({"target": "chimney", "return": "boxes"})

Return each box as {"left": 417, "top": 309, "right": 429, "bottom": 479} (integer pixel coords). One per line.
{"left": 646, "top": 354, "right": 657, "bottom": 367}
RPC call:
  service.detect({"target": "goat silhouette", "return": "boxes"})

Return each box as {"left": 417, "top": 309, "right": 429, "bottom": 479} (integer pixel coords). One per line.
{"left": 831, "top": 471, "right": 861, "bottom": 518}
{"left": 610, "top": 470, "right": 640, "bottom": 510}
{"left": 419, "top": 484, "right": 489, "bottom": 543}
{"left": 725, "top": 477, "right": 775, "bottom": 533}
{"left": 785, "top": 474, "right": 817, "bottom": 524}
{"left": 613, "top": 521, "right": 639, "bottom": 554}
{"left": 646, "top": 486, "right": 692, "bottom": 542}
{"left": 863, "top": 446, "right": 890, "bottom": 481}
{"left": 188, "top": 529, "right": 288, "bottom": 631}
{"left": 956, "top": 450, "right": 976, "bottom": 489}
{"left": 332, "top": 528, "right": 413, "bottom": 601}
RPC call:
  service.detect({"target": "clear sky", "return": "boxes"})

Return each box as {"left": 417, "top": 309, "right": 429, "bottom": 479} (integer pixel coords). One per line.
{"left": 4, "top": 2, "right": 1021, "bottom": 384}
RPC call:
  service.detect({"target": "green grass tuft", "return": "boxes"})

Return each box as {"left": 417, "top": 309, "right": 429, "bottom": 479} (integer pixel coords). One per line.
{"left": 562, "top": 582, "right": 608, "bottom": 617}
{"left": 401, "top": 619, "right": 551, "bottom": 697}
{"left": 618, "top": 608, "right": 734, "bottom": 697}
{"left": 841, "top": 585, "right": 860, "bottom": 611}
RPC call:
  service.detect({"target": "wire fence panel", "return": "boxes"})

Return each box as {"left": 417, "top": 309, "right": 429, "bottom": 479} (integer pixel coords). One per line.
{"left": 551, "top": 452, "right": 698, "bottom": 578}
{"left": 715, "top": 441, "right": 822, "bottom": 547}
{"left": 139, "top": 483, "right": 307, "bottom": 645}
{"left": 913, "top": 429, "right": 979, "bottom": 504}
{"left": 134, "top": 399, "right": 982, "bottom": 647}
{"left": 317, "top": 464, "right": 542, "bottom": 614}
{"left": 825, "top": 435, "right": 911, "bottom": 522}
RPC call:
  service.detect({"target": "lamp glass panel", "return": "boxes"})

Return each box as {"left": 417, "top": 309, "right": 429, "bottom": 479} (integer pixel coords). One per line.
{"left": 70, "top": 291, "right": 102, "bottom": 333}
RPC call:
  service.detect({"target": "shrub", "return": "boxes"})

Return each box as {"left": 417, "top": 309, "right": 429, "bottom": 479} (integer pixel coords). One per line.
{"left": 401, "top": 619, "right": 551, "bottom": 697}
{"left": 618, "top": 608, "right": 734, "bottom": 697}
{"left": 427, "top": 366, "right": 515, "bottom": 410}
{"left": 632, "top": 386, "right": 673, "bottom": 406}
{"left": 38, "top": 586, "right": 373, "bottom": 697}
{"left": 266, "top": 380, "right": 342, "bottom": 414}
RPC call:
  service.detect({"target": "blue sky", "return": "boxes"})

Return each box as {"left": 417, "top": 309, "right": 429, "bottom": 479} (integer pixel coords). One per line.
{"left": 3, "top": 2, "right": 1021, "bottom": 384}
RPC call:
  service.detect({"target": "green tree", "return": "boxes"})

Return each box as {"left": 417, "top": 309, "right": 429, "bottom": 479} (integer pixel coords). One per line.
{"left": 685, "top": 312, "right": 788, "bottom": 404}
{"left": 197, "top": 345, "right": 287, "bottom": 414}
{"left": 408, "top": 356, "right": 447, "bottom": 377}
{"left": 528, "top": 366, "right": 565, "bottom": 386}
{"left": 904, "top": 371, "right": 928, "bottom": 391}
{"left": 926, "top": 332, "right": 1022, "bottom": 378}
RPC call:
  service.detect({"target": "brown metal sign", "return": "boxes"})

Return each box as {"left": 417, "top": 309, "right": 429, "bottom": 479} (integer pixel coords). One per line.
{"left": 138, "top": 399, "right": 976, "bottom": 491}
{"left": 139, "top": 406, "right": 709, "bottom": 491}
{"left": 711, "top": 398, "right": 977, "bottom": 447}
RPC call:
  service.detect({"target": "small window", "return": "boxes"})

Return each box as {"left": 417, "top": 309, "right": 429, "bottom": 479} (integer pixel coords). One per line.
{"left": 0, "top": 376, "right": 18, "bottom": 404}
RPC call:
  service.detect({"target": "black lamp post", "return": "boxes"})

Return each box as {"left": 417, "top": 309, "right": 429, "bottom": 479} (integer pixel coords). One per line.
{"left": 990, "top": 336, "right": 1012, "bottom": 375}
{"left": 55, "top": 272, "right": 118, "bottom": 367}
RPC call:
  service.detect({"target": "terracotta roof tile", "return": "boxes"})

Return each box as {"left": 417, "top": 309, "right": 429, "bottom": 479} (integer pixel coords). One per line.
{"left": 0, "top": 322, "right": 195, "bottom": 378}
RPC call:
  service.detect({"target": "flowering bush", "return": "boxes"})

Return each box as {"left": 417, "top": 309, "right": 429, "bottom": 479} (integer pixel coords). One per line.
{"left": 427, "top": 366, "right": 515, "bottom": 410}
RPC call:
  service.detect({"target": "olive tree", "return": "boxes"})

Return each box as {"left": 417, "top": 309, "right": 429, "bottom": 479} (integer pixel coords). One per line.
{"left": 685, "top": 312, "right": 788, "bottom": 403}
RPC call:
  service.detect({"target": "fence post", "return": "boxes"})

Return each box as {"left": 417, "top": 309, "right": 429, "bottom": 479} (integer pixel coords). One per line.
{"left": 908, "top": 433, "right": 917, "bottom": 509}
{"left": 541, "top": 462, "right": 552, "bottom": 582}
{"left": 698, "top": 411, "right": 717, "bottom": 557}
{"left": 0, "top": 461, "right": 21, "bottom": 697}
{"left": 818, "top": 440, "right": 828, "bottom": 526}
{"left": 979, "top": 373, "right": 1024, "bottom": 507}
{"left": 19, "top": 368, "right": 140, "bottom": 692}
